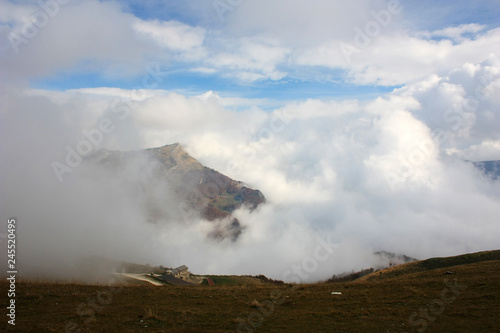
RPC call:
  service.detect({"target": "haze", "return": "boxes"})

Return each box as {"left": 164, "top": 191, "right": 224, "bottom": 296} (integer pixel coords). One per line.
{"left": 1, "top": 0, "right": 499, "bottom": 283}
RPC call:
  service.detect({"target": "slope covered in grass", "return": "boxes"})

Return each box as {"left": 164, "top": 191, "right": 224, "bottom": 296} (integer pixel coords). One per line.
{"left": 359, "top": 250, "right": 500, "bottom": 281}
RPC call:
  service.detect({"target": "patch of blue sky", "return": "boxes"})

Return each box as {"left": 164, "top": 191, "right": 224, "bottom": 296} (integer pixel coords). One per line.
{"left": 402, "top": 0, "right": 500, "bottom": 31}
{"left": 30, "top": 72, "right": 136, "bottom": 91}
{"left": 115, "top": 0, "right": 203, "bottom": 26}
{"left": 31, "top": 67, "right": 399, "bottom": 109}
{"left": 119, "top": 0, "right": 500, "bottom": 32}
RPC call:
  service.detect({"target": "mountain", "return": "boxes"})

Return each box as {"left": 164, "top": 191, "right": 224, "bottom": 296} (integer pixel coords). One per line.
{"left": 473, "top": 160, "right": 500, "bottom": 180}
{"left": 86, "top": 143, "right": 265, "bottom": 240}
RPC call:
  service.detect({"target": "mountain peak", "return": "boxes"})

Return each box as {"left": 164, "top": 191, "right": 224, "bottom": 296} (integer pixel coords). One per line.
{"left": 87, "top": 143, "right": 265, "bottom": 241}
{"left": 146, "top": 143, "right": 202, "bottom": 170}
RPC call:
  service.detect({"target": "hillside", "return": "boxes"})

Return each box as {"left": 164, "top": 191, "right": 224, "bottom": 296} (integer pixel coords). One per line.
{"left": 3, "top": 250, "right": 499, "bottom": 332}
{"left": 358, "top": 249, "right": 500, "bottom": 282}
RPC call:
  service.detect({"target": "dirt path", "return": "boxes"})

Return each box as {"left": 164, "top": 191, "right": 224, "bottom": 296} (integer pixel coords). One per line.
{"left": 118, "top": 273, "right": 164, "bottom": 286}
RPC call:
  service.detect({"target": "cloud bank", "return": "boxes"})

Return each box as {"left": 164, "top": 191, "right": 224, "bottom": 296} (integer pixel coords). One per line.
{"left": 1, "top": 59, "right": 499, "bottom": 282}
{"left": 0, "top": 0, "right": 499, "bottom": 283}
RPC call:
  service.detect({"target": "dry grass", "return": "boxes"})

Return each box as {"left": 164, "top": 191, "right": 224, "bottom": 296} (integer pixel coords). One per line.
{"left": 2, "top": 252, "right": 500, "bottom": 332}
{"left": 143, "top": 307, "right": 165, "bottom": 321}
{"left": 249, "top": 299, "right": 262, "bottom": 308}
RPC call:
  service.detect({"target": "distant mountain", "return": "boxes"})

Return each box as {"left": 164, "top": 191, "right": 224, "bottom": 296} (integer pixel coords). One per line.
{"left": 473, "top": 160, "right": 500, "bottom": 180}
{"left": 87, "top": 143, "right": 265, "bottom": 240}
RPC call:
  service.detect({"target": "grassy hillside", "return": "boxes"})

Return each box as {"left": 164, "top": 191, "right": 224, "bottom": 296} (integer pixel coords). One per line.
{"left": 198, "top": 275, "right": 266, "bottom": 286}
{"left": 2, "top": 251, "right": 499, "bottom": 332}
{"left": 359, "top": 249, "right": 500, "bottom": 282}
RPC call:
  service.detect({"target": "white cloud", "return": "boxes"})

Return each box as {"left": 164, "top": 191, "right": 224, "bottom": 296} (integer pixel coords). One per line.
{"left": 455, "top": 140, "right": 500, "bottom": 161}
{"left": 2, "top": 61, "right": 500, "bottom": 281}
{"left": 1, "top": 1, "right": 500, "bottom": 283}
{"left": 393, "top": 58, "right": 500, "bottom": 158}
{"left": 0, "top": 0, "right": 37, "bottom": 24}
{"left": 296, "top": 28, "right": 500, "bottom": 86}
{"left": 133, "top": 19, "right": 206, "bottom": 58}
{"left": 219, "top": 0, "right": 396, "bottom": 46}
{"left": 207, "top": 36, "right": 290, "bottom": 81}
{"left": 418, "top": 23, "right": 487, "bottom": 42}
{"left": 0, "top": 0, "right": 152, "bottom": 82}
{"left": 189, "top": 66, "right": 217, "bottom": 74}
{"left": 2, "top": 0, "right": 499, "bottom": 87}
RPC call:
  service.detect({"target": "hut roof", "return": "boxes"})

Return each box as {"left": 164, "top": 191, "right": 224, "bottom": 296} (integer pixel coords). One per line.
{"left": 171, "top": 265, "right": 188, "bottom": 275}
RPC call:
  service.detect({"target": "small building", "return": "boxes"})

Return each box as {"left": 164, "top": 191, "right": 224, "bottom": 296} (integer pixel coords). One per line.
{"left": 165, "top": 265, "right": 190, "bottom": 280}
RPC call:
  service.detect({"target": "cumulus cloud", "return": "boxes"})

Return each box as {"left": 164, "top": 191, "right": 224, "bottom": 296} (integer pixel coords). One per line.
{"left": 134, "top": 19, "right": 206, "bottom": 58}
{"left": 2, "top": 0, "right": 498, "bottom": 85}
{"left": 2, "top": 59, "right": 500, "bottom": 282}
{"left": 418, "top": 23, "right": 487, "bottom": 42}
{"left": 456, "top": 140, "right": 500, "bottom": 161}
{"left": 296, "top": 28, "right": 500, "bottom": 85}
{"left": 0, "top": 0, "right": 152, "bottom": 82}
{"left": 204, "top": 36, "right": 291, "bottom": 81}
{"left": 394, "top": 57, "right": 500, "bottom": 157}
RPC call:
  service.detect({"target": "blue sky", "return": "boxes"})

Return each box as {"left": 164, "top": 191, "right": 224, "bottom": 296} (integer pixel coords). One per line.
{"left": 402, "top": 0, "right": 500, "bottom": 31}
{"left": 5, "top": 0, "right": 494, "bottom": 104}
{"left": 117, "top": 0, "right": 500, "bottom": 31}
{"left": 30, "top": 67, "right": 400, "bottom": 102}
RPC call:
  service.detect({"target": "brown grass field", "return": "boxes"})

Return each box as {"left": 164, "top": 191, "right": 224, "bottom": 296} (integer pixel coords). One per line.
{"left": 2, "top": 251, "right": 500, "bottom": 332}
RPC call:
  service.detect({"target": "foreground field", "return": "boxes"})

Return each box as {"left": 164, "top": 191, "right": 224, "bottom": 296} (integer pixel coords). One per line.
{"left": 2, "top": 252, "right": 500, "bottom": 332}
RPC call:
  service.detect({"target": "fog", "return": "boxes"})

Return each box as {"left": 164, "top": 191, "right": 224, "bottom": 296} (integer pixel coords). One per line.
{"left": 1, "top": 59, "right": 499, "bottom": 283}
{"left": 1, "top": 0, "right": 499, "bottom": 283}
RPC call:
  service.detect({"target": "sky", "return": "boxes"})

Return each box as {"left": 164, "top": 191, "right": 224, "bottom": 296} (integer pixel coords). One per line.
{"left": 0, "top": 0, "right": 500, "bottom": 282}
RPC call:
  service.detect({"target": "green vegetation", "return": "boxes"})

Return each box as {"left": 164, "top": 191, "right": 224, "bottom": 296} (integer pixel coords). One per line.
{"left": 198, "top": 275, "right": 266, "bottom": 286}
{"left": 210, "top": 191, "right": 241, "bottom": 212}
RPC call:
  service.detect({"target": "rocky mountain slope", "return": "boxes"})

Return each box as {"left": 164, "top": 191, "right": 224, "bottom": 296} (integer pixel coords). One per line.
{"left": 87, "top": 143, "right": 265, "bottom": 240}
